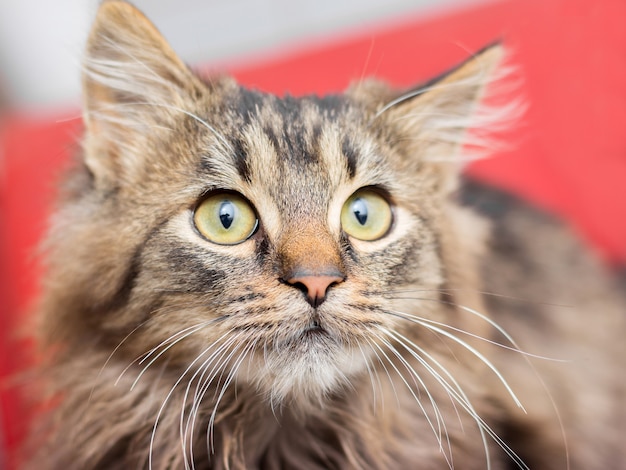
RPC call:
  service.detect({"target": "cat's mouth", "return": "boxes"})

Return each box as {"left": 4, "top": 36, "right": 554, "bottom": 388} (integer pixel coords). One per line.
{"left": 273, "top": 320, "right": 335, "bottom": 352}
{"left": 301, "top": 320, "right": 328, "bottom": 338}
{"left": 240, "top": 316, "right": 370, "bottom": 405}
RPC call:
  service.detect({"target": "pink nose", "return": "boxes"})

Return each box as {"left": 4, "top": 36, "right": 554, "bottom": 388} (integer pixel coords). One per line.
{"left": 286, "top": 273, "right": 345, "bottom": 307}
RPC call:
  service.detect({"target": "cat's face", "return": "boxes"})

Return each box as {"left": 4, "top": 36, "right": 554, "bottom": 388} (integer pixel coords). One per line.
{"left": 160, "top": 90, "right": 452, "bottom": 403}
{"left": 46, "top": 1, "right": 502, "bottom": 408}
{"left": 84, "top": 82, "right": 448, "bottom": 405}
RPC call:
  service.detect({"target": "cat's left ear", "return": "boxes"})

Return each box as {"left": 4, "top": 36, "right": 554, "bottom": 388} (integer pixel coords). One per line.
{"left": 81, "top": 1, "right": 206, "bottom": 184}
{"left": 371, "top": 44, "right": 507, "bottom": 186}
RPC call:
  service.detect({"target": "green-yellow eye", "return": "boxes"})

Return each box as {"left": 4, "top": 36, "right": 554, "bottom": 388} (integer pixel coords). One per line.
{"left": 341, "top": 189, "right": 393, "bottom": 241}
{"left": 193, "top": 192, "right": 258, "bottom": 245}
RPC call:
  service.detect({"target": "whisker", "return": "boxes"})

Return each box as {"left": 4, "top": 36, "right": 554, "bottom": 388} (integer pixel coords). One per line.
{"left": 373, "top": 331, "right": 453, "bottom": 468}
{"left": 379, "top": 285, "right": 573, "bottom": 310}
{"left": 117, "top": 323, "right": 199, "bottom": 387}
{"left": 187, "top": 334, "right": 247, "bottom": 457}
{"left": 364, "top": 337, "right": 400, "bottom": 408}
{"left": 450, "top": 305, "right": 571, "bottom": 469}
{"left": 355, "top": 38, "right": 377, "bottom": 91}
{"left": 182, "top": 332, "right": 243, "bottom": 468}
{"left": 149, "top": 332, "right": 230, "bottom": 470}
{"left": 207, "top": 338, "right": 257, "bottom": 455}
{"left": 384, "top": 287, "right": 574, "bottom": 309}
{"left": 356, "top": 341, "right": 380, "bottom": 411}
{"left": 388, "top": 308, "right": 563, "bottom": 362}
{"left": 383, "top": 327, "right": 529, "bottom": 470}
{"left": 449, "top": 304, "right": 571, "bottom": 468}
{"left": 89, "top": 319, "right": 150, "bottom": 403}
{"left": 388, "top": 309, "right": 524, "bottom": 410}
{"left": 189, "top": 336, "right": 247, "bottom": 466}
{"left": 149, "top": 102, "right": 234, "bottom": 154}
{"left": 369, "top": 336, "right": 444, "bottom": 452}
{"left": 130, "top": 320, "right": 218, "bottom": 390}
{"left": 384, "top": 328, "right": 489, "bottom": 469}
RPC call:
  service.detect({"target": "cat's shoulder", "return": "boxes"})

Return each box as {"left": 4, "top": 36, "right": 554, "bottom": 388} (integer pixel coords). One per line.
{"left": 459, "top": 177, "right": 623, "bottom": 305}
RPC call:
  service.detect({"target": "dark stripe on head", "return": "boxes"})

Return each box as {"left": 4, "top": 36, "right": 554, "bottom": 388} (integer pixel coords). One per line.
{"left": 95, "top": 249, "right": 141, "bottom": 315}
{"left": 229, "top": 291, "right": 267, "bottom": 304}
{"left": 263, "top": 126, "right": 281, "bottom": 154}
{"left": 282, "top": 120, "right": 318, "bottom": 166}
{"left": 199, "top": 154, "right": 218, "bottom": 175}
{"left": 342, "top": 138, "right": 358, "bottom": 178}
{"left": 340, "top": 232, "right": 359, "bottom": 264}
{"left": 231, "top": 137, "right": 251, "bottom": 182}
{"left": 235, "top": 88, "right": 264, "bottom": 126}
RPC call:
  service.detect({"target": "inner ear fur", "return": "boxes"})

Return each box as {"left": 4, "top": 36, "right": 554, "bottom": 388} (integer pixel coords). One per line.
{"left": 371, "top": 44, "right": 505, "bottom": 186}
{"left": 83, "top": 0, "right": 202, "bottom": 114}
{"left": 81, "top": 1, "right": 206, "bottom": 186}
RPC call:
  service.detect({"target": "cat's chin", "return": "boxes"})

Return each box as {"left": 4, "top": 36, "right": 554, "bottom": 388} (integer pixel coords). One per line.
{"left": 238, "top": 331, "right": 370, "bottom": 410}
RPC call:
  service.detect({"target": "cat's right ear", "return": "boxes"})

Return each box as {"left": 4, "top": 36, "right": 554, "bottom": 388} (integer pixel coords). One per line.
{"left": 360, "top": 45, "right": 514, "bottom": 193}
{"left": 81, "top": 0, "right": 205, "bottom": 185}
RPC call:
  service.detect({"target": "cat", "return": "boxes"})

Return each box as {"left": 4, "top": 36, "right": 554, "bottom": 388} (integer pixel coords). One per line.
{"left": 24, "top": 1, "right": 625, "bottom": 469}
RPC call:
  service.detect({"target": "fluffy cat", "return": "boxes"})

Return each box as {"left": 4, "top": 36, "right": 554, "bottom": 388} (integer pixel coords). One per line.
{"left": 25, "top": 1, "right": 625, "bottom": 469}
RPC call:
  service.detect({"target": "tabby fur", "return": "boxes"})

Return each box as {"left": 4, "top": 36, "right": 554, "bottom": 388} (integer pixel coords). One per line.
{"left": 25, "top": 2, "right": 625, "bottom": 469}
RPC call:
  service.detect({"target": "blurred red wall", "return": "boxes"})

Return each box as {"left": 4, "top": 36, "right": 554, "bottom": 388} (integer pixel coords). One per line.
{"left": 1, "top": 0, "right": 624, "bottom": 466}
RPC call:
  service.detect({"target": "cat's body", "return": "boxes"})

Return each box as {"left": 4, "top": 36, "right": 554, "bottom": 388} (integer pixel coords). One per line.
{"left": 25, "top": 2, "right": 625, "bottom": 469}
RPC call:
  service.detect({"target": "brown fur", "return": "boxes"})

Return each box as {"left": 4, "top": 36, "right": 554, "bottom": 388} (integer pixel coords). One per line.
{"left": 24, "top": 2, "right": 625, "bottom": 469}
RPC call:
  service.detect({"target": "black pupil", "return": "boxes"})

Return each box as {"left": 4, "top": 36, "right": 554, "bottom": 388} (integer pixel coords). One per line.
{"left": 352, "top": 198, "right": 368, "bottom": 225}
{"left": 219, "top": 201, "right": 235, "bottom": 229}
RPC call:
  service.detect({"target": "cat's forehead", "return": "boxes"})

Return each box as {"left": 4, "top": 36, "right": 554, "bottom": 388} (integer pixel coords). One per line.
{"left": 226, "top": 87, "right": 364, "bottom": 162}
{"left": 206, "top": 86, "right": 391, "bottom": 212}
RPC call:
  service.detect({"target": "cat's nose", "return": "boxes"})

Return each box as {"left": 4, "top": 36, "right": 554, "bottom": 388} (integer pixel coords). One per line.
{"left": 285, "top": 270, "right": 345, "bottom": 308}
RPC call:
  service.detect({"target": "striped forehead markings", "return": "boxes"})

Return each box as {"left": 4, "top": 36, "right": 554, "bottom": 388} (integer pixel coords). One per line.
{"left": 341, "top": 137, "right": 358, "bottom": 179}
{"left": 231, "top": 137, "right": 251, "bottom": 182}
{"left": 224, "top": 90, "right": 361, "bottom": 181}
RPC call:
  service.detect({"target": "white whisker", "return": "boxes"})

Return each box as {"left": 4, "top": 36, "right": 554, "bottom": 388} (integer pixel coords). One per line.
{"left": 130, "top": 321, "right": 216, "bottom": 390}
{"left": 385, "top": 328, "right": 489, "bottom": 469}
{"left": 183, "top": 333, "right": 243, "bottom": 467}
{"left": 356, "top": 341, "right": 380, "bottom": 411}
{"left": 89, "top": 319, "right": 149, "bottom": 402}
{"left": 207, "top": 338, "right": 257, "bottom": 455}
{"left": 364, "top": 337, "right": 400, "bottom": 408}
{"left": 369, "top": 337, "right": 445, "bottom": 454}
{"left": 147, "top": 329, "right": 230, "bottom": 470}
{"left": 387, "top": 308, "right": 563, "bottom": 362}
{"left": 373, "top": 331, "right": 454, "bottom": 468}
{"left": 393, "top": 309, "right": 523, "bottom": 410}
{"left": 382, "top": 326, "right": 529, "bottom": 470}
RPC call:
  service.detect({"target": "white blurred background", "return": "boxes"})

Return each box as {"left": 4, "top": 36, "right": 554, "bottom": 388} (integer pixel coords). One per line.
{"left": 0, "top": 0, "right": 477, "bottom": 112}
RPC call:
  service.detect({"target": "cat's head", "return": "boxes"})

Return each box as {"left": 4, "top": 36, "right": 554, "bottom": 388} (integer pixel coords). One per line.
{"left": 43, "top": 1, "right": 504, "bottom": 406}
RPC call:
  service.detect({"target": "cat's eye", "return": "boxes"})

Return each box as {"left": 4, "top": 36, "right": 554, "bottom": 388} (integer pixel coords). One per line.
{"left": 193, "top": 192, "right": 258, "bottom": 245}
{"left": 341, "top": 189, "right": 393, "bottom": 241}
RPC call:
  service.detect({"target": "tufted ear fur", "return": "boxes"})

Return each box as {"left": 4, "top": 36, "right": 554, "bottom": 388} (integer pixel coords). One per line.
{"left": 81, "top": 0, "right": 205, "bottom": 186}
{"left": 366, "top": 45, "right": 510, "bottom": 191}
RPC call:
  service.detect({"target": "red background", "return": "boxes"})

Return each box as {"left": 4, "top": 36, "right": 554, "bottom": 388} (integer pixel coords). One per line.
{"left": 1, "top": 0, "right": 624, "bottom": 466}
